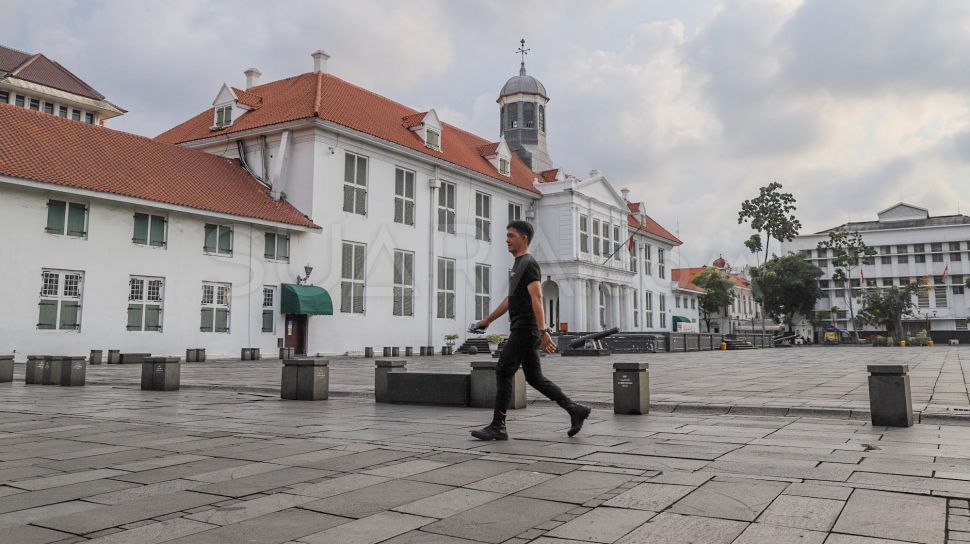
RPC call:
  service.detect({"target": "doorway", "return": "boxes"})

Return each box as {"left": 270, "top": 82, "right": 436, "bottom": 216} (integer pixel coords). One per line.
{"left": 284, "top": 315, "right": 308, "bottom": 355}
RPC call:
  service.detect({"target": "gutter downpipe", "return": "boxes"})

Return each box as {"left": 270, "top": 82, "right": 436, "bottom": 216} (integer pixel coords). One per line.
{"left": 428, "top": 166, "right": 440, "bottom": 347}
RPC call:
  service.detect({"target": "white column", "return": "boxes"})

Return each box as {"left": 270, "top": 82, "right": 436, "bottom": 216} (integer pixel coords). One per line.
{"left": 622, "top": 285, "right": 634, "bottom": 331}
{"left": 573, "top": 278, "right": 586, "bottom": 333}
{"left": 588, "top": 280, "right": 600, "bottom": 331}
{"left": 610, "top": 284, "right": 621, "bottom": 329}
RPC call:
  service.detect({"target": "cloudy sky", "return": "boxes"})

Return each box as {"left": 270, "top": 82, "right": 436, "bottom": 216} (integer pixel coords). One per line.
{"left": 5, "top": 0, "right": 970, "bottom": 268}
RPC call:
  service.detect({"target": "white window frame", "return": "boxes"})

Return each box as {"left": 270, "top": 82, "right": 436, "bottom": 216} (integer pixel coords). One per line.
{"left": 200, "top": 282, "right": 231, "bottom": 333}
{"left": 592, "top": 219, "right": 602, "bottom": 257}
{"left": 659, "top": 294, "right": 667, "bottom": 328}
{"left": 438, "top": 182, "right": 456, "bottom": 234}
{"left": 37, "top": 269, "right": 84, "bottom": 331}
{"left": 426, "top": 128, "right": 441, "bottom": 150}
{"left": 45, "top": 198, "right": 88, "bottom": 238}
{"left": 644, "top": 291, "right": 654, "bottom": 328}
{"left": 214, "top": 104, "right": 232, "bottom": 128}
{"left": 630, "top": 241, "right": 638, "bottom": 273}
{"left": 132, "top": 212, "right": 167, "bottom": 248}
{"left": 658, "top": 248, "right": 666, "bottom": 279}
{"left": 203, "top": 223, "right": 233, "bottom": 256}
{"left": 602, "top": 222, "right": 612, "bottom": 257}
{"left": 264, "top": 232, "right": 290, "bottom": 262}
{"left": 499, "top": 157, "right": 510, "bottom": 176}
{"left": 393, "top": 250, "right": 414, "bottom": 317}
{"left": 341, "top": 241, "right": 366, "bottom": 314}
{"left": 508, "top": 202, "right": 522, "bottom": 223}
{"left": 475, "top": 192, "right": 491, "bottom": 242}
{"left": 579, "top": 214, "right": 589, "bottom": 254}
{"left": 437, "top": 257, "right": 456, "bottom": 319}
{"left": 343, "top": 152, "right": 368, "bottom": 215}
{"left": 128, "top": 276, "right": 164, "bottom": 332}
{"left": 644, "top": 243, "right": 652, "bottom": 276}
{"left": 475, "top": 263, "right": 491, "bottom": 321}
{"left": 262, "top": 286, "right": 276, "bottom": 333}
{"left": 394, "top": 168, "right": 416, "bottom": 226}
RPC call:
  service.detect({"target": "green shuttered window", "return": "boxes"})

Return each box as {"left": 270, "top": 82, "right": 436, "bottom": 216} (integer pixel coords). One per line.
{"left": 201, "top": 282, "right": 230, "bottom": 333}
{"left": 133, "top": 213, "right": 167, "bottom": 247}
{"left": 204, "top": 224, "right": 232, "bottom": 255}
{"left": 262, "top": 287, "right": 275, "bottom": 333}
{"left": 37, "top": 270, "right": 83, "bottom": 330}
{"left": 46, "top": 200, "right": 87, "bottom": 237}
{"left": 264, "top": 233, "right": 289, "bottom": 261}
{"left": 128, "top": 277, "right": 164, "bottom": 332}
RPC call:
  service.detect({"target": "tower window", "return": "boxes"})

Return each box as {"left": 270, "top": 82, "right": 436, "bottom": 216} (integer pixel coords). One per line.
{"left": 426, "top": 129, "right": 440, "bottom": 150}
{"left": 507, "top": 103, "right": 518, "bottom": 129}
{"left": 523, "top": 102, "right": 535, "bottom": 128}
{"left": 539, "top": 104, "right": 545, "bottom": 132}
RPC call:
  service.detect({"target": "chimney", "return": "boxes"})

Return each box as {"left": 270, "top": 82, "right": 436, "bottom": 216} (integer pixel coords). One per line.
{"left": 311, "top": 50, "right": 330, "bottom": 73}
{"left": 621, "top": 188, "right": 630, "bottom": 202}
{"left": 244, "top": 68, "right": 262, "bottom": 89}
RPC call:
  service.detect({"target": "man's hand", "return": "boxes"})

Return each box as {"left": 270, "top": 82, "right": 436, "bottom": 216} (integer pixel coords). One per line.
{"left": 539, "top": 330, "right": 557, "bottom": 353}
{"left": 473, "top": 319, "right": 489, "bottom": 331}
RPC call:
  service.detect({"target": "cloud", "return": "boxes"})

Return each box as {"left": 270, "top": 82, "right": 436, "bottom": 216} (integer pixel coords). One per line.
{"left": 4, "top": 0, "right": 970, "bottom": 268}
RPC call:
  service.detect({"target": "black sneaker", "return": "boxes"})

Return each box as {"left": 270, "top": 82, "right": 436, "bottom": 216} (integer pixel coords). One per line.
{"left": 471, "top": 423, "right": 508, "bottom": 441}
{"left": 567, "top": 404, "right": 591, "bottom": 437}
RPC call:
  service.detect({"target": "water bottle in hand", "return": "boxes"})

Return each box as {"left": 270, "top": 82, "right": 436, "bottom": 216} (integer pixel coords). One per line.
{"left": 468, "top": 322, "right": 486, "bottom": 334}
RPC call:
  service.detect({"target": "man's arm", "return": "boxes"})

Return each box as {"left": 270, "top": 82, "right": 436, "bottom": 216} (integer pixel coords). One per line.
{"left": 475, "top": 297, "right": 509, "bottom": 329}
{"left": 527, "top": 281, "right": 557, "bottom": 353}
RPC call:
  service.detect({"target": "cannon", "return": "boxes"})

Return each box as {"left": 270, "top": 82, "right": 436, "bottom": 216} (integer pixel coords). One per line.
{"left": 562, "top": 327, "right": 619, "bottom": 357}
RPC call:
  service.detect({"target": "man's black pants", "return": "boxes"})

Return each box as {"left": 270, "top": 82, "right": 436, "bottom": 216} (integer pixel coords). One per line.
{"left": 493, "top": 329, "right": 572, "bottom": 422}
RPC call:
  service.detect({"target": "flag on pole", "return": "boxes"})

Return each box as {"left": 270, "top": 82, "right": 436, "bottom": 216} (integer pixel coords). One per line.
{"left": 627, "top": 235, "right": 635, "bottom": 253}
{"left": 942, "top": 264, "right": 949, "bottom": 282}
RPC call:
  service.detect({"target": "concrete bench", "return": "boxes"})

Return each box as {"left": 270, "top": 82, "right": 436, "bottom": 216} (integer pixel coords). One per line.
{"left": 470, "top": 361, "right": 525, "bottom": 409}
{"left": 58, "top": 357, "right": 87, "bottom": 386}
{"left": 119, "top": 353, "right": 151, "bottom": 364}
{"left": 281, "top": 358, "right": 329, "bottom": 401}
{"left": 0, "top": 355, "right": 13, "bottom": 383}
{"left": 142, "top": 357, "right": 181, "bottom": 391}
{"left": 385, "top": 372, "right": 470, "bottom": 406}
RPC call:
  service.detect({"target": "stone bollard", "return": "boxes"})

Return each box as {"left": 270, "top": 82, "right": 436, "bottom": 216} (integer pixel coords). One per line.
{"left": 42, "top": 357, "right": 63, "bottom": 386}
{"left": 281, "top": 359, "right": 329, "bottom": 401}
{"left": 0, "top": 355, "right": 13, "bottom": 383}
{"left": 25, "top": 355, "right": 47, "bottom": 384}
{"left": 59, "top": 356, "right": 87, "bottom": 386}
{"left": 375, "top": 359, "right": 407, "bottom": 403}
{"left": 107, "top": 350, "right": 121, "bottom": 364}
{"left": 613, "top": 362, "right": 650, "bottom": 415}
{"left": 241, "top": 348, "right": 261, "bottom": 360}
{"left": 364, "top": 347, "right": 374, "bottom": 358}
{"left": 442, "top": 346, "right": 452, "bottom": 356}
{"left": 419, "top": 346, "right": 428, "bottom": 356}
{"left": 89, "top": 350, "right": 103, "bottom": 365}
{"left": 425, "top": 346, "right": 434, "bottom": 356}
{"left": 405, "top": 347, "right": 413, "bottom": 357}
{"left": 391, "top": 347, "right": 400, "bottom": 357}
{"left": 469, "top": 360, "right": 525, "bottom": 409}
{"left": 141, "top": 357, "right": 181, "bottom": 391}
{"left": 868, "top": 365, "right": 913, "bottom": 427}
{"left": 280, "top": 347, "right": 295, "bottom": 360}
{"left": 383, "top": 347, "right": 393, "bottom": 357}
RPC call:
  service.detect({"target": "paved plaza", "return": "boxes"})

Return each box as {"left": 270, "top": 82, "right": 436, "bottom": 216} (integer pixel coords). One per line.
{"left": 3, "top": 347, "right": 970, "bottom": 543}
{"left": 44, "top": 346, "right": 970, "bottom": 419}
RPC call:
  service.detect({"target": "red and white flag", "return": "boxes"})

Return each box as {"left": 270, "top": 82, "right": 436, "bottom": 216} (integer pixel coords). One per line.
{"left": 942, "top": 264, "right": 949, "bottom": 282}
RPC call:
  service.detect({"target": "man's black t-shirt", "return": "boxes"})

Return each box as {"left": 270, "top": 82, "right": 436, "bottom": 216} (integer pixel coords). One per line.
{"left": 508, "top": 254, "right": 541, "bottom": 330}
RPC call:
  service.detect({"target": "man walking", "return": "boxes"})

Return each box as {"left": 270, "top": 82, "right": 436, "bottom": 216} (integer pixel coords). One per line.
{"left": 470, "top": 220, "right": 591, "bottom": 441}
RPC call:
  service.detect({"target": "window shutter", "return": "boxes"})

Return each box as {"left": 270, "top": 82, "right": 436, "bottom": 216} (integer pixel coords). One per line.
{"left": 59, "top": 300, "right": 80, "bottom": 329}
{"left": 46, "top": 200, "right": 66, "bottom": 234}
{"left": 353, "top": 283, "right": 364, "bottom": 314}
{"left": 127, "top": 304, "right": 144, "bottom": 331}
{"left": 261, "top": 310, "right": 273, "bottom": 332}
{"left": 200, "top": 308, "right": 214, "bottom": 332}
{"left": 218, "top": 227, "right": 232, "bottom": 254}
{"left": 353, "top": 245, "right": 365, "bottom": 281}
{"left": 37, "top": 300, "right": 57, "bottom": 329}
{"left": 403, "top": 254, "right": 413, "bottom": 286}
{"left": 355, "top": 187, "right": 367, "bottom": 215}
{"left": 446, "top": 293, "right": 455, "bottom": 319}
{"left": 405, "top": 201, "right": 414, "bottom": 226}
{"left": 67, "top": 203, "right": 86, "bottom": 236}
{"left": 341, "top": 244, "right": 352, "bottom": 279}
{"left": 342, "top": 185, "right": 354, "bottom": 213}
{"left": 149, "top": 215, "right": 166, "bottom": 247}
{"left": 356, "top": 156, "right": 367, "bottom": 186}
{"left": 280, "top": 236, "right": 289, "bottom": 260}
{"left": 403, "top": 287, "right": 413, "bottom": 316}
{"left": 437, "top": 292, "right": 445, "bottom": 318}
{"left": 215, "top": 308, "right": 229, "bottom": 332}
{"left": 344, "top": 153, "right": 355, "bottom": 184}
{"left": 394, "top": 200, "right": 403, "bottom": 224}
{"left": 133, "top": 213, "right": 149, "bottom": 244}
{"left": 264, "top": 233, "right": 275, "bottom": 259}
{"left": 144, "top": 305, "right": 161, "bottom": 331}
{"left": 203, "top": 224, "right": 217, "bottom": 252}
{"left": 393, "top": 286, "right": 403, "bottom": 316}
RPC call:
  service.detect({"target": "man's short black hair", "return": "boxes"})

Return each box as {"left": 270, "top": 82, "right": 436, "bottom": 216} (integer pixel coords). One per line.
{"left": 507, "top": 220, "right": 534, "bottom": 244}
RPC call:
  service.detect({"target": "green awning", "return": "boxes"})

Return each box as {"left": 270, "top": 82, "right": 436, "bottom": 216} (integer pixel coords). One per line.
{"left": 672, "top": 315, "right": 691, "bottom": 324}
{"left": 281, "top": 284, "right": 333, "bottom": 315}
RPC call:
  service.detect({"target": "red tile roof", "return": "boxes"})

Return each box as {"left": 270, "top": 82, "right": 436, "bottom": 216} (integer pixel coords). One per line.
{"left": 539, "top": 168, "right": 559, "bottom": 182}
{"left": 401, "top": 111, "right": 427, "bottom": 129}
{"left": 156, "top": 72, "right": 540, "bottom": 195}
{"left": 233, "top": 88, "right": 263, "bottom": 109}
{"left": 476, "top": 142, "right": 499, "bottom": 156}
{"left": 673, "top": 267, "right": 751, "bottom": 290}
{"left": 0, "top": 104, "right": 317, "bottom": 229}
{"left": 0, "top": 45, "right": 105, "bottom": 100}
{"left": 627, "top": 202, "right": 682, "bottom": 245}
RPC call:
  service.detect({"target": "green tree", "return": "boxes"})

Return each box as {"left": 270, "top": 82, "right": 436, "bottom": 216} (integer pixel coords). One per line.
{"left": 857, "top": 281, "right": 925, "bottom": 340}
{"left": 750, "top": 254, "right": 824, "bottom": 333}
{"left": 738, "top": 182, "right": 802, "bottom": 264}
{"left": 692, "top": 267, "right": 736, "bottom": 333}
{"left": 817, "top": 230, "right": 876, "bottom": 338}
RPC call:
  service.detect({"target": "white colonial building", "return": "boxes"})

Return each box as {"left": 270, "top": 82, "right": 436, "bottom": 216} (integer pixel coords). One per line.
{"left": 780, "top": 203, "right": 970, "bottom": 338}
{"left": 672, "top": 257, "right": 758, "bottom": 334}
{"left": 0, "top": 47, "right": 685, "bottom": 359}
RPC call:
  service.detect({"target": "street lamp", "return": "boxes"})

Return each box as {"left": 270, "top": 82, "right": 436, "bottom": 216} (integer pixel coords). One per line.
{"left": 297, "top": 264, "right": 313, "bottom": 285}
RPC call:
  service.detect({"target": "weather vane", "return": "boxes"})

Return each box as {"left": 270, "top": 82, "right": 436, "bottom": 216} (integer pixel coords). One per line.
{"left": 516, "top": 38, "right": 530, "bottom": 66}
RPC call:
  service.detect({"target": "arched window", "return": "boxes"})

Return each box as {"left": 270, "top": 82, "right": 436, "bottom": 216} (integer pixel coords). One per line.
{"left": 538, "top": 104, "right": 545, "bottom": 132}
{"left": 523, "top": 102, "right": 535, "bottom": 128}
{"left": 508, "top": 103, "right": 518, "bottom": 129}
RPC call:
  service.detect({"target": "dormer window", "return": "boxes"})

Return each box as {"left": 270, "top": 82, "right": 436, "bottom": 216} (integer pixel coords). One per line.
{"left": 426, "top": 129, "right": 440, "bottom": 150}
{"left": 499, "top": 158, "right": 510, "bottom": 176}
{"left": 215, "top": 105, "right": 232, "bottom": 128}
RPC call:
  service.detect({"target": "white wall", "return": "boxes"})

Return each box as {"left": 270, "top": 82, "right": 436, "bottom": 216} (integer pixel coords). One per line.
{"left": 0, "top": 184, "right": 305, "bottom": 360}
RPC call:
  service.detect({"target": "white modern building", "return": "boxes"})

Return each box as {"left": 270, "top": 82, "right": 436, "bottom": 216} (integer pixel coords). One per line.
{"left": 0, "top": 48, "right": 685, "bottom": 359}
{"left": 781, "top": 203, "right": 970, "bottom": 339}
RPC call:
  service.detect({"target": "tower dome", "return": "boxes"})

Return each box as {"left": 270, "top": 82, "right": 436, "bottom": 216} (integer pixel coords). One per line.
{"left": 498, "top": 39, "right": 553, "bottom": 173}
